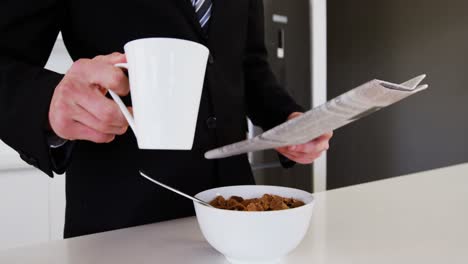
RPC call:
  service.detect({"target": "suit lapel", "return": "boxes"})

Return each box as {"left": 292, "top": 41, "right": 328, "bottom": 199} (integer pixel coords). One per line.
{"left": 175, "top": 0, "right": 205, "bottom": 40}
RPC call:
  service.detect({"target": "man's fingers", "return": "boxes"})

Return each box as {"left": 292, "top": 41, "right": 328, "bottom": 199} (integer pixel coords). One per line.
{"left": 75, "top": 88, "right": 128, "bottom": 127}
{"left": 315, "top": 139, "right": 330, "bottom": 152}
{"left": 277, "top": 132, "right": 331, "bottom": 163}
{"left": 281, "top": 151, "right": 323, "bottom": 165}
{"left": 279, "top": 149, "right": 302, "bottom": 160}
{"left": 284, "top": 148, "right": 323, "bottom": 161}
{"left": 294, "top": 154, "right": 322, "bottom": 164}
{"left": 288, "top": 134, "right": 332, "bottom": 153}
{"left": 89, "top": 62, "right": 129, "bottom": 96}
{"left": 73, "top": 57, "right": 129, "bottom": 96}
{"left": 94, "top": 52, "right": 126, "bottom": 65}
{"left": 289, "top": 141, "right": 325, "bottom": 153}
{"left": 93, "top": 53, "right": 128, "bottom": 96}
{"left": 71, "top": 103, "right": 128, "bottom": 135}
{"left": 318, "top": 131, "right": 334, "bottom": 140}
{"left": 49, "top": 53, "right": 131, "bottom": 143}
{"left": 275, "top": 146, "right": 289, "bottom": 153}
{"left": 280, "top": 152, "right": 302, "bottom": 162}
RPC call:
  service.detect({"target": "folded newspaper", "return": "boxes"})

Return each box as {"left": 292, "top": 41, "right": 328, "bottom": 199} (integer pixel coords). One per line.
{"left": 204, "top": 75, "right": 428, "bottom": 159}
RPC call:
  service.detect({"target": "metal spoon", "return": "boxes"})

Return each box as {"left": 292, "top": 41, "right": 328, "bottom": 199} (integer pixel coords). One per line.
{"left": 139, "top": 170, "right": 215, "bottom": 208}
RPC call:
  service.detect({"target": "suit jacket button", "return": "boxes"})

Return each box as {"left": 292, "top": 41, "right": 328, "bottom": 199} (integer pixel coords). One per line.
{"left": 208, "top": 54, "right": 214, "bottom": 65}
{"left": 206, "top": 117, "right": 217, "bottom": 129}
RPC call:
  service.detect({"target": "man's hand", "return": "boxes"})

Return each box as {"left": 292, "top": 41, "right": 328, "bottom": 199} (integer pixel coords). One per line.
{"left": 48, "top": 52, "right": 131, "bottom": 143}
{"left": 276, "top": 112, "right": 333, "bottom": 164}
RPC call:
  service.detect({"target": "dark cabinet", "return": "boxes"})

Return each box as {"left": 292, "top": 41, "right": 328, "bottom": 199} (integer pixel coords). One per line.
{"left": 251, "top": 0, "right": 314, "bottom": 191}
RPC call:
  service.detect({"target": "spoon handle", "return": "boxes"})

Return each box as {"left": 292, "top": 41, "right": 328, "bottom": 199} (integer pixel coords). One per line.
{"left": 139, "top": 171, "right": 214, "bottom": 208}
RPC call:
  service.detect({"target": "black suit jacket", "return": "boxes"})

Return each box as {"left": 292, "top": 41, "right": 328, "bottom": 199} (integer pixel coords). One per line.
{"left": 0, "top": 0, "right": 302, "bottom": 238}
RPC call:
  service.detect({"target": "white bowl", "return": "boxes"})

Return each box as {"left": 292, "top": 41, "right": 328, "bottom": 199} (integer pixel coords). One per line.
{"left": 194, "top": 185, "right": 315, "bottom": 264}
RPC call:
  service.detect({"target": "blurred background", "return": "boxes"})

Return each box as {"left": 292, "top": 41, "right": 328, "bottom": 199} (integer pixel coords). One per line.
{"left": 326, "top": 0, "right": 468, "bottom": 189}
{"left": 1, "top": 0, "right": 467, "bottom": 251}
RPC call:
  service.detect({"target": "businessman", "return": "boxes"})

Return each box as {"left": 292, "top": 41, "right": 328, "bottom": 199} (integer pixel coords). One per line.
{"left": 0, "top": 0, "right": 332, "bottom": 238}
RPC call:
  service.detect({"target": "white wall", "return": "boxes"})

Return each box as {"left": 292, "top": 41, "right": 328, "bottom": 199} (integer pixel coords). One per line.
{"left": 310, "top": 0, "right": 328, "bottom": 192}
{"left": 0, "top": 33, "right": 72, "bottom": 250}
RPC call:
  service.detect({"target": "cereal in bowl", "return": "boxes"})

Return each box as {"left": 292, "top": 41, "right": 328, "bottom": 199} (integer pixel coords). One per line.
{"left": 209, "top": 194, "right": 305, "bottom": 211}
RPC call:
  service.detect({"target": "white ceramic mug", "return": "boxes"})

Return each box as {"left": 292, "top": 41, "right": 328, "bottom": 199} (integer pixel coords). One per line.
{"left": 108, "top": 38, "right": 209, "bottom": 150}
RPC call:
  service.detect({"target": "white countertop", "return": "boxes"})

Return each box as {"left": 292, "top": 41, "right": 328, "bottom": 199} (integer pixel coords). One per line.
{"left": 1, "top": 163, "right": 467, "bottom": 264}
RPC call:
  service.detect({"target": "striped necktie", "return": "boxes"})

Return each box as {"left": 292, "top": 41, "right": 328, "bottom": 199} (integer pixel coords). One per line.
{"left": 191, "top": 0, "right": 213, "bottom": 31}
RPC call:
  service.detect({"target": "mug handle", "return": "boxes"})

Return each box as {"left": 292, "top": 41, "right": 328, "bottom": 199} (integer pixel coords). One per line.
{"left": 108, "top": 63, "right": 137, "bottom": 134}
